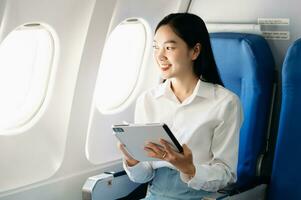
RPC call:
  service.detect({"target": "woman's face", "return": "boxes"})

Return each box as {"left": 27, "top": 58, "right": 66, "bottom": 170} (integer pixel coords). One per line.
{"left": 153, "top": 25, "right": 197, "bottom": 80}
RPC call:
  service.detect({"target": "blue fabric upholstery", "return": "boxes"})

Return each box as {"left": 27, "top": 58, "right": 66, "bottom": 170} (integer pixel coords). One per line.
{"left": 268, "top": 38, "right": 301, "bottom": 199}
{"left": 210, "top": 33, "right": 275, "bottom": 187}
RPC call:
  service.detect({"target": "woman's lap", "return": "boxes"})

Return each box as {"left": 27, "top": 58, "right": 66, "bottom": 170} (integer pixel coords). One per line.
{"left": 140, "top": 167, "right": 213, "bottom": 200}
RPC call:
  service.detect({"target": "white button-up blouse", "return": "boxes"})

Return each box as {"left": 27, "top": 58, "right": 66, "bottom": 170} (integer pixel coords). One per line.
{"left": 123, "top": 79, "right": 244, "bottom": 192}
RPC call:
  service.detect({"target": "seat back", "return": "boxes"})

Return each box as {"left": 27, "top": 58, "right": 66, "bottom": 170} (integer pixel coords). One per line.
{"left": 268, "top": 38, "right": 301, "bottom": 199}
{"left": 210, "top": 33, "right": 275, "bottom": 187}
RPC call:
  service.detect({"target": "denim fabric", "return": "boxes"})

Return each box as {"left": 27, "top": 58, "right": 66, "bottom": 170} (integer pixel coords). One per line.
{"left": 140, "top": 167, "right": 213, "bottom": 200}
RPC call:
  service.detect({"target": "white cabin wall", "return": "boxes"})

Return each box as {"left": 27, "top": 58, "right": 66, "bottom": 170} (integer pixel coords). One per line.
{"left": 190, "top": 0, "right": 301, "bottom": 69}
{"left": 0, "top": 0, "right": 97, "bottom": 196}
{"left": 0, "top": 0, "right": 192, "bottom": 200}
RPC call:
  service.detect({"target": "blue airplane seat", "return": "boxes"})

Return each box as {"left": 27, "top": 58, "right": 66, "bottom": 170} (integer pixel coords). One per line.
{"left": 268, "top": 38, "right": 301, "bottom": 200}
{"left": 210, "top": 33, "right": 275, "bottom": 188}
{"left": 82, "top": 33, "right": 276, "bottom": 199}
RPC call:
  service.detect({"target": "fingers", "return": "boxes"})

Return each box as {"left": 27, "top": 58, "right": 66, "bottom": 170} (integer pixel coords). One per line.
{"left": 159, "top": 140, "right": 192, "bottom": 162}
{"left": 144, "top": 142, "right": 165, "bottom": 159}
{"left": 159, "top": 139, "right": 174, "bottom": 155}
{"left": 151, "top": 141, "right": 194, "bottom": 174}
{"left": 182, "top": 144, "right": 190, "bottom": 153}
{"left": 120, "top": 139, "right": 191, "bottom": 163}
{"left": 182, "top": 144, "right": 192, "bottom": 157}
{"left": 144, "top": 146, "right": 157, "bottom": 157}
{"left": 117, "top": 142, "right": 140, "bottom": 166}
{"left": 144, "top": 143, "right": 164, "bottom": 155}
{"left": 159, "top": 139, "right": 180, "bottom": 162}
{"left": 118, "top": 142, "right": 134, "bottom": 160}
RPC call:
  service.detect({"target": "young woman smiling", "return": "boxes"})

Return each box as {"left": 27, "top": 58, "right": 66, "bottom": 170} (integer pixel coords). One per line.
{"left": 118, "top": 13, "right": 243, "bottom": 200}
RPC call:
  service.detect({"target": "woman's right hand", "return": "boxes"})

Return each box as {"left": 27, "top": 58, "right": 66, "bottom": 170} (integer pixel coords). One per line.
{"left": 117, "top": 142, "right": 139, "bottom": 167}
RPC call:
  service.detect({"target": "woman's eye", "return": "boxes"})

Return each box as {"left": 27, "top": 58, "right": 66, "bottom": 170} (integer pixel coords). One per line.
{"left": 166, "top": 46, "right": 174, "bottom": 50}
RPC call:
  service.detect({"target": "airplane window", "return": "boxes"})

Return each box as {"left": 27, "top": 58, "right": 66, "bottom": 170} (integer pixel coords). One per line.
{"left": 0, "top": 24, "right": 54, "bottom": 132}
{"left": 95, "top": 19, "right": 147, "bottom": 113}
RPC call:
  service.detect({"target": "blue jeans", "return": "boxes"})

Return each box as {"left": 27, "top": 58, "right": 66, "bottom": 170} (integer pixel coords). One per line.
{"left": 140, "top": 167, "right": 213, "bottom": 200}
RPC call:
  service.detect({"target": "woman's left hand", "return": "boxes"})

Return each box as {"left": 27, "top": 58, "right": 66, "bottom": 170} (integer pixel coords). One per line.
{"left": 144, "top": 139, "right": 196, "bottom": 178}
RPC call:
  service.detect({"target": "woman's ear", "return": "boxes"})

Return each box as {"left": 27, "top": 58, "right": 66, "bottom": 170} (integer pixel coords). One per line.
{"left": 191, "top": 43, "right": 201, "bottom": 61}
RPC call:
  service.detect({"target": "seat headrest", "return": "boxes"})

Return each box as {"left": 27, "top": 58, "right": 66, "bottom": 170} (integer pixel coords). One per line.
{"left": 210, "top": 32, "right": 274, "bottom": 96}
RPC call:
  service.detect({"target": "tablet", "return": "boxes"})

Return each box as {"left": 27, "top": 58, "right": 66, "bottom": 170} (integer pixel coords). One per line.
{"left": 112, "top": 123, "right": 183, "bottom": 161}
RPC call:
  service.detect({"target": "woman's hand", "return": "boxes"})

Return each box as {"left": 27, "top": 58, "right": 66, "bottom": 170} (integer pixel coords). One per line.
{"left": 144, "top": 139, "right": 196, "bottom": 178}
{"left": 117, "top": 142, "right": 139, "bottom": 167}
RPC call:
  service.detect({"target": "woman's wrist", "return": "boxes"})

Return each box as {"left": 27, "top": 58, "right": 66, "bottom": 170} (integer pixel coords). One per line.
{"left": 183, "top": 164, "right": 196, "bottom": 179}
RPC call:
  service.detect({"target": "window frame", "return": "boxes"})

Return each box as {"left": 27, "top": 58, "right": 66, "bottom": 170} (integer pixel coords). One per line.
{"left": 0, "top": 23, "right": 56, "bottom": 134}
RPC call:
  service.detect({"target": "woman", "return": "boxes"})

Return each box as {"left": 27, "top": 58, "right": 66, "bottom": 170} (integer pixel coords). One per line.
{"left": 118, "top": 13, "right": 243, "bottom": 200}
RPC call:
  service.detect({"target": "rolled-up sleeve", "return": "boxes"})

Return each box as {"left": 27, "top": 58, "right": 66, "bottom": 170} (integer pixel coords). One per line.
{"left": 123, "top": 161, "right": 155, "bottom": 183}
{"left": 180, "top": 95, "right": 243, "bottom": 192}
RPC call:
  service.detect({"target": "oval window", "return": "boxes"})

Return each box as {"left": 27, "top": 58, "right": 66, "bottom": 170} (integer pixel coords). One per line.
{"left": 0, "top": 24, "right": 54, "bottom": 132}
{"left": 95, "top": 19, "right": 147, "bottom": 113}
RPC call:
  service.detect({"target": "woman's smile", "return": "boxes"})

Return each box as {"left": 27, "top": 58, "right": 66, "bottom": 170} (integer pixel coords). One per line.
{"left": 160, "top": 63, "right": 172, "bottom": 71}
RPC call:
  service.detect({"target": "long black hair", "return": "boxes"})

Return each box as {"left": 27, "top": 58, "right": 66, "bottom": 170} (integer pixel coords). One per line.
{"left": 155, "top": 13, "right": 224, "bottom": 86}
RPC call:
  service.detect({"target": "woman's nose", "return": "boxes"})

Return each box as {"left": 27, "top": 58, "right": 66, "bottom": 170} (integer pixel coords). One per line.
{"left": 157, "top": 49, "right": 167, "bottom": 61}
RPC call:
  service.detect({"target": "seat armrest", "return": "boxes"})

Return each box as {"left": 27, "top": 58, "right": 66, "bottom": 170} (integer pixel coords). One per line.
{"left": 201, "top": 184, "right": 267, "bottom": 200}
{"left": 82, "top": 171, "right": 141, "bottom": 200}
{"left": 227, "top": 184, "right": 267, "bottom": 200}
{"left": 217, "top": 178, "right": 264, "bottom": 196}
{"left": 82, "top": 171, "right": 266, "bottom": 200}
